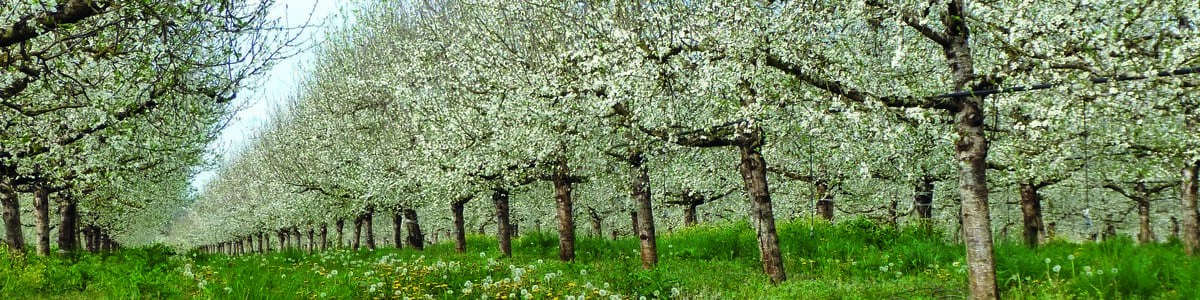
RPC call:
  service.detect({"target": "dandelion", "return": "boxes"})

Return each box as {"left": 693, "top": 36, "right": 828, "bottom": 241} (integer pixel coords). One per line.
{"left": 879, "top": 266, "right": 889, "bottom": 273}
{"left": 1068, "top": 254, "right": 1075, "bottom": 261}
{"left": 1111, "top": 268, "right": 1118, "bottom": 274}
{"left": 1044, "top": 258, "right": 1051, "bottom": 264}
{"left": 581, "top": 269, "right": 588, "bottom": 276}
{"left": 1052, "top": 265, "right": 1062, "bottom": 273}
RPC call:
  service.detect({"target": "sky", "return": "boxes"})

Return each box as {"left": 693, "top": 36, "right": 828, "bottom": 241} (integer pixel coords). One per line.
{"left": 190, "top": 0, "right": 344, "bottom": 193}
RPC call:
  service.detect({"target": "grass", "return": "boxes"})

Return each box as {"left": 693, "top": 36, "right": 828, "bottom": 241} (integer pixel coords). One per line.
{"left": 2, "top": 218, "right": 1198, "bottom": 299}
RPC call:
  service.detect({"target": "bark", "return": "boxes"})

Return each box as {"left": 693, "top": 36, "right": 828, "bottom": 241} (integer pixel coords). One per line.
{"left": 684, "top": 204, "right": 698, "bottom": 227}
{"left": 335, "top": 219, "right": 345, "bottom": 249}
{"left": 258, "top": 232, "right": 266, "bottom": 253}
{"left": 553, "top": 158, "right": 576, "bottom": 262}
{"left": 1134, "top": 182, "right": 1156, "bottom": 244}
{"left": 630, "top": 211, "right": 638, "bottom": 236}
{"left": 393, "top": 211, "right": 404, "bottom": 249}
{"left": 1019, "top": 183, "right": 1045, "bottom": 248}
{"left": 319, "top": 224, "right": 328, "bottom": 251}
{"left": 914, "top": 178, "right": 935, "bottom": 221}
{"left": 815, "top": 180, "right": 834, "bottom": 221}
{"left": 83, "top": 226, "right": 97, "bottom": 252}
{"left": 493, "top": 188, "right": 512, "bottom": 257}
{"left": 364, "top": 206, "right": 376, "bottom": 250}
{"left": 1, "top": 176, "right": 24, "bottom": 251}
{"left": 306, "top": 229, "right": 315, "bottom": 254}
{"left": 57, "top": 196, "right": 79, "bottom": 253}
{"left": 33, "top": 185, "right": 51, "bottom": 256}
{"left": 737, "top": 127, "right": 786, "bottom": 284}
{"left": 1181, "top": 161, "right": 1199, "bottom": 255}
{"left": 630, "top": 151, "right": 658, "bottom": 268}
{"left": 945, "top": 1, "right": 998, "bottom": 297}
{"left": 452, "top": 199, "right": 468, "bottom": 253}
{"left": 278, "top": 230, "right": 287, "bottom": 250}
{"left": 1, "top": 183, "right": 22, "bottom": 252}
{"left": 293, "top": 227, "right": 303, "bottom": 249}
{"left": 352, "top": 216, "right": 363, "bottom": 250}
{"left": 404, "top": 208, "right": 424, "bottom": 250}
{"left": 954, "top": 99, "right": 998, "bottom": 299}
{"left": 589, "top": 208, "right": 603, "bottom": 236}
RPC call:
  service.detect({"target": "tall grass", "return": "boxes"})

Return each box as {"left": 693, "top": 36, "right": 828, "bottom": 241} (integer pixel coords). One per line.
{"left": 3, "top": 218, "right": 1198, "bottom": 299}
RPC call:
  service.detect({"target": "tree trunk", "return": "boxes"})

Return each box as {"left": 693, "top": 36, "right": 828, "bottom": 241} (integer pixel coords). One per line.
{"left": 33, "top": 185, "right": 51, "bottom": 256}
{"left": 57, "top": 196, "right": 79, "bottom": 253}
{"left": 685, "top": 204, "right": 698, "bottom": 227}
{"left": 630, "top": 210, "right": 638, "bottom": 236}
{"left": 364, "top": 206, "right": 376, "bottom": 250}
{"left": 83, "top": 226, "right": 96, "bottom": 252}
{"left": 914, "top": 177, "right": 935, "bottom": 221}
{"left": 293, "top": 227, "right": 303, "bottom": 250}
{"left": 258, "top": 232, "right": 266, "bottom": 253}
{"left": 630, "top": 151, "right": 658, "bottom": 268}
{"left": 1181, "top": 161, "right": 1199, "bottom": 255}
{"left": 0, "top": 175, "right": 24, "bottom": 251}
{"left": 815, "top": 180, "right": 834, "bottom": 221}
{"left": 452, "top": 199, "right": 468, "bottom": 253}
{"left": 319, "top": 224, "right": 328, "bottom": 251}
{"left": 1135, "top": 182, "right": 1156, "bottom": 244}
{"left": 589, "top": 209, "right": 603, "bottom": 236}
{"left": 493, "top": 188, "right": 512, "bottom": 257}
{"left": 352, "top": 216, "right": 363, "bottom": 250}
{"left": 942, "top": 1, "right": 999, "bottom": 297}
{"left": 335, "top": 219, "right": 345, "bottom": 249}
{"left": 393, "top": 211, "right": 404, "bottom": 249}
{"left": 954, "top": 98, "right": 998, "bottom": 299}
{"left": 553, "top": 158, "right": 577, "bottom": 262}
{"left": 1019, "top": 183, "right": 1045, "bottom": 248}
{"left": 307, "top": 229, "right": 315, "bottom": 254}
{"left": 278, "top": 230, "right": 287, "bottom": 250}
{"left": 737, "top": 127, "right": 786, "bottom": 284}
{"left": 404, "top": 208, "right": 424, "bottom": 250}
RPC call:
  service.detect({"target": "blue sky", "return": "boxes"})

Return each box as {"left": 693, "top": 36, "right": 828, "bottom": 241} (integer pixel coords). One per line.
{"left": 190, "top": 0, "right": 344, "bottom": 193}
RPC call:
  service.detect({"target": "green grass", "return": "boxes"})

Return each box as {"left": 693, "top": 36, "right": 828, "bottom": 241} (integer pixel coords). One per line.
{"left": 3, "top": 218, "right": 1199, "bottom": 299}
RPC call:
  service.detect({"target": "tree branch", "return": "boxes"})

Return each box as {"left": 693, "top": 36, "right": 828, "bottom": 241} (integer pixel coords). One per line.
{"left": 0, "top": 0, "right": 113, "bottom": 48}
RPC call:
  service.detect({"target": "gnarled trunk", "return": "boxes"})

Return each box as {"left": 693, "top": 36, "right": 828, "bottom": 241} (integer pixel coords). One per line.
{"left": 1019, "top": 183, "right": 1045, "bottom": 247}
{"left": 319, "top": 224, "right": 328, "bottom": 251}
{"left": 1135, "top": 182, "right": 1156, "bottom": 244}
{"left": 278, "top": 230, "right": 287, "bottom": 250}
{"left": 1182, "top": 161, "right": 1199, "bottom": 255}
{"left": 57, "top": 196, "right": 79, "bottom": 253}
{"left": 352, "top": 216, "right": 363, "bottom": 250}
{"left": 737, "top": 127, "right": 786, "bottom": 284}
{"left": 588, "top": 208, "right": 603, "bottom": 236}
{"left": 815, "top": 180, "right": 834, "bottom": 221}
{"left": 404, "top": 208, "right": 424, "bottom": 250}
{"left": 684, "top": 204, "right": 698, "bottom": 227}
{"left": 630, "top": 151, "right": 658, "bottom": 268}
{"left": 364, "top": 206, "right": 376, "bottom": 250}
{"left": 954, "top": 98, "right": 998, "bottom": 299}
{"left": 33, "top": 185, "right": 51, "bottom": 256}
{"left": 493, "top": 188, "right": 512, "bottom": 257}
{"left": 451, "top": 199, "right": 468, "bottom": 253}
{"left": 335, "top": 219, "right": 345, "bottom": 249}
{"left": 914, "top": 178, "right": 935, "bottom": 221}
{"left": 0, "top": 175, "right": 23, "bottom": 251}
{"left": 393, "top": 211, "right": 404, "bottom": 249}
{"left": 553, "top": 158, "right": 577, "bottom": 262}
{"left": 306, "top": 229, "right": 315, "bottom": 254}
